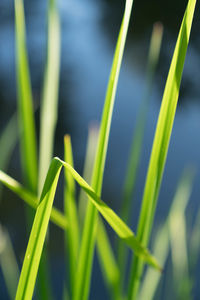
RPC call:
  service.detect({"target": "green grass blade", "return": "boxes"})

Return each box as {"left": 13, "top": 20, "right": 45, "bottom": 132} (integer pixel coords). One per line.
{"left": 0, "top": 170, "right": 67, "bottom": 230}
{"left": 59, "top": 158, "right": 161, "bottom": 270}
{"left": 121, "top": 22, "right": 163, "bottom": 225}
{"left": 38, "top": 0, "right": 61, "bottom": 193}
{"left": 138, "top": 225, "right": 169, "bottom": 300}
{"left": 0, "top": 113, "right": 18, "bottom": 199}
{"left": 0, "top": 225, "right": 20, "bottom": 299}
{"left": 128, "top": 1, "right": 197, "bottom": 299}
{"left": 117, "top": 23, "right": 163, "bottom": 294}
{"left": 74, "top": 1, "right": 134, "bottom": 299}
{"left": 169, "top": 168, "right": 194, "bottom": 299}
{"left": 0, "top": 113, "right": 18, "bottom": 171}
{"left": 139, "top": 168, "right": 194, "bottom": 300}
{"left": 15, "top": 156, "right": 160, "bottom": 300}
{"left": 96, "top": 219, "right": 120, "bottom": 299}
{"left": 14, "top": 0, "right": 38, "bottom": 193}
{"left": 78, "top": 125, "right": 120, "bottom": 298}
{"left": 15, "top": 158, "right": 63, "bottom": 300}
{"left": 78, "top": 124, "right": 99, "bottom": 230}
{"left": 64, "top": 135, "right": 79, "bottom": 295}
{"left": 190, "top": 207, "right": 200, "bottom": 269}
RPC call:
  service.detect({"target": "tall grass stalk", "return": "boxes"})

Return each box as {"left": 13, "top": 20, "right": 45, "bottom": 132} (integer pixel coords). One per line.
{"left": 117, "top": 23, "right": 163, "bottom": 295}
{"left": 139, "top": 168, "right": 194, "bottom": 300}
{"left": 14, "top": 0, "right": 38, "bottom": 194}
{"left": 73, "top": 1, "right": 134, "bottom": 300}
{"left": 128, "top": 0, "right": 197, "bottom": 299}
{"left": 64, "top": 135, "right": 79, "bottom": 296}
{"left": 38, "top": 0, "right": 61, "bottom": 193}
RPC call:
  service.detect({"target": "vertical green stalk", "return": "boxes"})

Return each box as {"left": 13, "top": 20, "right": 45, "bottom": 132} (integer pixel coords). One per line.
{"left": 73, "top": 1, "right": 134, "bottom": 300}
{"left": 15, "top": 0, "right": 58, "bottom": 298}
{"left": 117, "top": 24, "right": 163, "bottom": 294}
{"left": 120, "top": 23, "right": 163, "bottom": 224}
{"left": 38, "top": 0, "right": 61, "bottom": 194}
{"left": 64, "top": 135, "right": 79, "bottom": 296}
{"left": 127, "top": 1, "right": 197, "bottom": 299}
{"left": 78, "top": 124, "right": 99, "bottom": 230}
{"left": 14, "top": 0, "right": 38, "bottom": 193}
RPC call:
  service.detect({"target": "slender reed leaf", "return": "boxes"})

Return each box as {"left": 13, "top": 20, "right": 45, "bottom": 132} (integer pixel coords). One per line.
{"left": 14, "top": 0, "right": 38, "bottom": 193}
{"left": 0, "top": 170, "right": 67, "bottom": 230}
{"left": 128, "top": 1, "right": 197, "bottom": 299}
{"left": 62, "top": 158, "right": 161, "bottom": 270}
{"left": 96, "top": 220, "right": 120, "bottom": 299}
{"left": 120, "top": 22, "right": 163, "bottom": 225}
{"left": 78, "top": 125, "right": 120, "bottom": 298}
{"left": 15, "top": 156, "right": 160, "bottom": 300}
{"left": 74, "top": 1, "right": 134, "bottom": 299}
{"left": 117, "top": 23, "right": 163, "bottom": 295}
{"left": 15, "top": 159, "right": 63, "bottom": 300}
{"left": 0, "top": 225, "right": 19, "bottom": 299}
{"left": 139, "top": 168, "right": 194, "bottom": 300}
{"left": 38, "top": 0, "right": 61, "bottom": 193}
{"left": 0, "top": 113, "right": 18, "bottom": 199}
{"left": 169, "top": 168, "right": 194, "bottom": 299}
{"left": 78, "top": 124, "right": 99, "bottom": 229}
{"left": 64, "top": 135, "right": 79, "bottom": 295}
{"left": 0, "top": 113, "right": 18, "bottom": 171}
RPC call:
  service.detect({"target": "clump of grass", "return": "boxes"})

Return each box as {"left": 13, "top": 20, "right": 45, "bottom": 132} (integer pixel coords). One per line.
{"left": 0, "top": 0, "right": 198, "bottom": 299}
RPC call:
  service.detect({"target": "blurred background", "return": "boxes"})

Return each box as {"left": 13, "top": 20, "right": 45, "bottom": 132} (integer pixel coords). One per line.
{"left": 0, "top": 0, "right": 200, "bottom": 299}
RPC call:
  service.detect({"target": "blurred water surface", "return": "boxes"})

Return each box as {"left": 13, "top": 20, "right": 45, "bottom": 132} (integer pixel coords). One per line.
{"left": 0, "top": 0, "right": 200, "bottom": 299}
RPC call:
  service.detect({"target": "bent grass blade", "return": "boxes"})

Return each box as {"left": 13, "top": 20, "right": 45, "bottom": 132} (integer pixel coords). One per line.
{"left": 128, "top": 1, "right": 197, "bottom": 298}
{"left": 0, "top": 170, "right": 67, "bottom": 230}
{"left": 15, "top": 157, "right": 161, "bottom": 300}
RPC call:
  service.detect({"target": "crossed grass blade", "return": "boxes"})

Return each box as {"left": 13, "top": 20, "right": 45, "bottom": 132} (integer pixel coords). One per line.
{"left": 15, "top": 157, "right": 161, "bottom": 300}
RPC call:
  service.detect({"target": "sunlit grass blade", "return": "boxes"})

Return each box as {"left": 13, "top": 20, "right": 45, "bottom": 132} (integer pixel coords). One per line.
{"left": 78, "top": 125, "right": 120, "bottom": 298}
{"left": 64, "top": 135, "right": 79, "bottom": 295}
{"left": 14, "top": 0, "right": 38, "bottom": 193}
{"left": 78, "top": 124, "right": 99, "bottom": 229}
{"left": 139, "top": 167, "right": 194, "bottom": 300}
{"left": 0, "top": 225, "right": 20, "bottom": 299}
{"left": 59, "top": 158, "right": 161, "bottom": 270}
{"left": 38, "top": 0, "right": 61, "bottom": 193}
{"left": 120, "top": 22, "right": 163, "bottom": 225}
{"left": 96, "top": 220, "right": 120, "bottom": 299}
{"left": 15, "top": 156, "right": 160, "bottom": 300}
{"left": 0, "top": 170, "right": 67, "bottom": 230}
{"left": 139, "top": 225, "right": 169, "bottom": 300}
{"left": 15, "top": 158, "right": 63, "bottom": 300}
{"left": 169, "top": 168, "right": 194, "bottom": 299}
{"left": 117, "top": 23, "right": 163, "bottom": 294}
{"left": 128, "top": 1, "right": 197, "bottom": 299}
{"left": 74, "top": 1, "right": 134, "bottom": 300}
